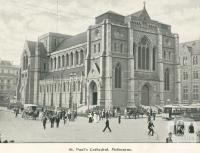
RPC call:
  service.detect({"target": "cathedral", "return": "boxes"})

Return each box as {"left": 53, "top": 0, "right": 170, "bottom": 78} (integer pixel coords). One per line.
{"left": 17, "top": 5, "right": 181, "bottom": 111}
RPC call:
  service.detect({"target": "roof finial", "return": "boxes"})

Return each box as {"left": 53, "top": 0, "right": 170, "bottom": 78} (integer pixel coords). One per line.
{"left": 143, "top": 1, "right": 146, "bottom": 9}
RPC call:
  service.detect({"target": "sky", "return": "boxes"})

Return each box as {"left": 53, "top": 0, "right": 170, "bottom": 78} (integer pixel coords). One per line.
{"left": 0, "top": 0, "right": 200, "bottom": 65}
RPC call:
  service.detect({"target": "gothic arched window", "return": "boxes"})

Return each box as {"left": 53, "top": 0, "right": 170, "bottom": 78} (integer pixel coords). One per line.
{"left": 66, "top": 54, "right": 69, "bottom": 67}
{"left": 193, "top": 56, "right": 198, "bottom": 65}
{"left": 50, "top": 58, "right": 53, "bottom": 70}
{"left": 133, "top": 43, "right": 136, "bottom": 69}
{"left": 152, "top": 47, "right": 156, "bottom": 70}
{"left": 115, "top": 63, "right": 121, "bottom": 88}
{"left": 164, "top": 68, "right": 170, "bottom": 90}
{"left": 80, "top": 50, "right": 84, "bottom": 64}
{"left": 120, "top": 43, "right": 123, "bottom": 53}
{"left": 75, "top": 51, "right": 79, "bottom": 65}
{"left": 78, "top": 81, "right": 80, "bottom": 91}
{"left": 70, "top": 52, "right": 73, "bottom": 66}
{"left": 54, "top": 57, "right": 57, "bottom": 69}
{"left": 138, "top": 37, "right": 150, "bottom": 70}
{"left": 73, "top": 81, "right": 76, "bottom": 92}
{"left": 58, "top": 56, "right": 61, "bottom": 68}
{"left": 62, "top": 55, "right": 65, "bottom": 67}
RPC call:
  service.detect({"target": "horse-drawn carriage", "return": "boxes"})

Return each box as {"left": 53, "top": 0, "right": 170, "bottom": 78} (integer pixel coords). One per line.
{"left": 124, "top": 105, "right": 145, "bottom": 119}
{"left": 22, "top": 104, "right": 39, "bottom": 120}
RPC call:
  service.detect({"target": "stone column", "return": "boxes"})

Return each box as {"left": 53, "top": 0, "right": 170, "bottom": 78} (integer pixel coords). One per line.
{"left": 99, "top": 20, "right": 107, "bottom": 108}
{"left": 127, "top": 23, "right": 135, "bottom": 106}
{"left": 174, "top": 34, "right": 181, "bottom": 104}
{"left": 104, "top": 19, "right": 112, "bottom": 110}
{"left": 85, "top": 27, "right": 91, "bottom": 106}
{"left": 158, "top": 30, "right": 164, "bottom": 105}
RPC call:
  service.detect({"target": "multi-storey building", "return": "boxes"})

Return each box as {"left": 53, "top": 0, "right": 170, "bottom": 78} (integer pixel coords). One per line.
{"left": 179, "top": 40, "right": 200, "bottom": 104}
{"left": 0, "top": 59, "right": 19, "bottom": 105}
{"left": 17, "top": 5, "right": 180, "bottom": 111}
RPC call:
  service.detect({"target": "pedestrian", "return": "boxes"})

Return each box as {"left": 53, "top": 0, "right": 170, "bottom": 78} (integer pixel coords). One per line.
{"left": 196, "top": 130, "right": 200, "bottom": 143}
{"left": 68, "top": 112, "right": 71, "bottom": 121}
{"left": 134, "top": 110, "right": 137, "bottom": 119}
{"left": 105, "top": 111, "right": 109, "bottom": 119}
{"left": 112, "top": 109, "right": 115, "bottom": 117}
{"left": 174, "top": 117, "right": 177, "bottom": 134}
{"left": 147, "top": 114, "right": 151, "bottom": 122}
{"left": 188, "top": 123, "right": 194, "bottom": 133}
{"left": 118, "top": 114, "right": 121, "bottom": 124}
{"left": 56, "top": 116, "right": 60, "bottom": 128}
{"left": 103, "top": 118, "right": 112, "bottom": 132}
{"left": 15, "top": 108, "right": 19, "bottom": 118}
{"left": 93, "top": 112, "right": 98, "bottom": 123}
{"left": 88, "top": 113, "right": 93, "bottom": 123}
{"left": 124, "top": 108, "right": 127, "bottom": 119}
{"left": 148, "top": 120, "right": 154, "bottom": 136}
{"left": 152, "top": 110, "right": 156, "bottom": 121}
{"left": 102, "top": 109, "right": 106, "bottom": 118}
{"left": 42, "top": 116, "right": 47, "bottom": 130}
{"left": 150, "top": 107, "right": 153, "bottom": 116}
{"left": 64, "top": 114, "right": 67, "bottom": 125}
{"left": 50, "top": 116, "right": 55, "bottom": 128}
{"left": 166, "top": 132, "right": 173, "bottom": 143}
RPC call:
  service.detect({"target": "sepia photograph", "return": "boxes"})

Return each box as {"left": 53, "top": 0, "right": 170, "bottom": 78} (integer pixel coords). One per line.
{"left": 0, "top": 0, "right": 200, "bottom": 144}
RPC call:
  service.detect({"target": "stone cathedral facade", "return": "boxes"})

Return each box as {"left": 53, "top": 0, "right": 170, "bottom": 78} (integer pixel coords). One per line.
{"left": 17, "top": 6, "right": 181, "bottom": 111}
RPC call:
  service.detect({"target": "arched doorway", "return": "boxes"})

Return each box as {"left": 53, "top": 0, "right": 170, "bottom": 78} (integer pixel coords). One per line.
{"left": 141, "top": 84, "right": 150, "bottom": 106}
{"left": 89, "top": 81, "right": 98, "bottom": 105}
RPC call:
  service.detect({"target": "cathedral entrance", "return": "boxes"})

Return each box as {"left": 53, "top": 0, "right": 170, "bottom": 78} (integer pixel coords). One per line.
{"left": 89, "top": 81, "right": 98, "bottom": 105}
{"left": 141, "top": 84, "right": 150, "bottom": 106}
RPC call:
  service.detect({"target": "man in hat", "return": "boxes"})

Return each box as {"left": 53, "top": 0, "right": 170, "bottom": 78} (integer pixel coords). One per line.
{"left": 103, "top": 118, "right": 112, "bottom": 132}
{"left": 166, "top": 132, "right": 173, "bottom": 143}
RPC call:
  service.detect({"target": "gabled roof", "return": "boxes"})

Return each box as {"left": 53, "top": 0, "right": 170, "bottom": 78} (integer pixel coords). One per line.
{"left": 130, "top": 7, "right": 151, "bottom": 20}
{"left": 97, "top": 10, "right": 124, "bottom": 17}
{"left": 55, "top": 32, "right": 87, "bottom": 51}
{"left": 180, "top": 40, "right": 200, "bottom": 55}
{"left": 45, "top": 66, "right": 84, "bottom": 80}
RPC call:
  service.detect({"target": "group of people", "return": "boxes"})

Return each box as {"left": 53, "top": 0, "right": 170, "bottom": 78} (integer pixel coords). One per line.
{"left": 88, "top": 109, "right": 113, "bottom": 123}
{"left": 87, "top": 109, "right": 124, "bottom": 133}
{"left": 42, "top": 110, "right": 77, "bottom": 130}
{"left": 166, "top": 119, "right": 200, "bottom": 143}
{"left": 174, "top": 119, "right": 195, "bottom": 135}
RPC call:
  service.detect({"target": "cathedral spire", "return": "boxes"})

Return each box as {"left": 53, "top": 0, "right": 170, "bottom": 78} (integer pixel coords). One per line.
{"left": 143, "top": 1, "right": 146, "bottom": 10}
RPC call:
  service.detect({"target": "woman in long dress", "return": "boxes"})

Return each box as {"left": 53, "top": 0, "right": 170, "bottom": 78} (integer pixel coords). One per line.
{"left": 93, "top": 113, "right": 97, "bottom": 123}
{"left": 88, "top": 113, "right": 93, "bottom": 123}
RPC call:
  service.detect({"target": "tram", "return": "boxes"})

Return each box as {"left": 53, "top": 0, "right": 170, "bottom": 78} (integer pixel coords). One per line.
{"left": 162, "top": 105, "right": 183, "bottom": 120}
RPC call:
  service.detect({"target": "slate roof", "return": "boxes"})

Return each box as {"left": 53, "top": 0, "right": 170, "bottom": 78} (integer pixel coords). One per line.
{"left": 44, "top": 66, "right": 85, "bottom": 80}
{"left": 180, "top": 40, "right": 200, "bottom": 55}
{"left": 97, "top": 10, "right": 124, "bottom": 17}
{"left": 130, "top": 7, "right": 151, "bottom": 20}
{"left": 55, "top": 32, "right": 87, "bottom": 51}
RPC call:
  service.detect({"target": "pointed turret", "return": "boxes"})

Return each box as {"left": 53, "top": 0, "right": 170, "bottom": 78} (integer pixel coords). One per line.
{"left": 130, "top": 2, "right": 151, "bottom": 20}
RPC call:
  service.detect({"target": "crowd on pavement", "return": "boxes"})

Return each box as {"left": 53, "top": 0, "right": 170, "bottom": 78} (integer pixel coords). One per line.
{"left": 4, "top": 105, "right": 200, "bottom": 143}
{"left": 41, "top": 110, "right": 77, "bottom": 130}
